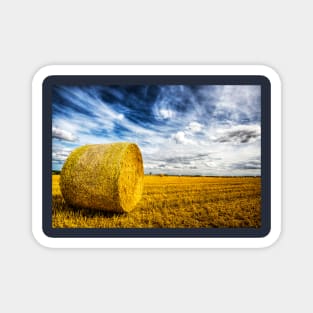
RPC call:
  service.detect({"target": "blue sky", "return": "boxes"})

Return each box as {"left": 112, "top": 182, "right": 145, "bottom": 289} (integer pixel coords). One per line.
{"left": 52, "top": 85, "right": 261, "bottom": 176}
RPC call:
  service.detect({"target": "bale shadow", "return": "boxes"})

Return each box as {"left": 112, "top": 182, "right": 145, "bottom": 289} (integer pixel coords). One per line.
{"left": 52, "top": 194, "right": 126, "bottom": 218}
{"left": 71, "top": 207, "right": 125, "bottom": 218}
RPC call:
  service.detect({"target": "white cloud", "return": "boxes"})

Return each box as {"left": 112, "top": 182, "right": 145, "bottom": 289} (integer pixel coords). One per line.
{"left": 205, "top": 161, "right": 217, "bottom": 168}
{"left": 117, "top": 113, "right": 124, "bottom": 121}
{"left": 52, "top": 147, "right": 72, "bottom": 161}
{"left": 212, "top": 85, "right": 261, "bottom": 122}
{"left": 171, "top": 131, "right": 194, "bottom": 144}
{"left": 52, "top": 127, "right": 77, "bottom": 142}
{"left": 159, "top": 108, "right": 174, "bottom": 119}
{"left": 187, "top": 121, "right": 203, "bottom": 133}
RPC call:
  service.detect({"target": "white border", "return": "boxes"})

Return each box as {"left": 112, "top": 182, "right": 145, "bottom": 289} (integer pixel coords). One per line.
{"left": 32, "top": 65, "right": 281, "bottom": 248}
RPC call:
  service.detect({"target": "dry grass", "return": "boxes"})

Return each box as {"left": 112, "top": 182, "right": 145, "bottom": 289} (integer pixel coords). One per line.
{"left": 60, "top": 143, "right": 144, "bottom": 213}
{"left": 53, "top": 175, "right": 261, "bottom": 228}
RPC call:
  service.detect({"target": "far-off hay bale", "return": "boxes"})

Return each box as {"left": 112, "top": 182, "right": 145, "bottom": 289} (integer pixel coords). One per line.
{"left": 60, "top": 142, "right": 144, "bottom": 213}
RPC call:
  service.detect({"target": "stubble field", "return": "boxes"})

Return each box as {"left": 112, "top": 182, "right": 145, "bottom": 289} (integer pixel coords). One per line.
{"left": 52, "top": 175, "right": 261, "bottom": 228}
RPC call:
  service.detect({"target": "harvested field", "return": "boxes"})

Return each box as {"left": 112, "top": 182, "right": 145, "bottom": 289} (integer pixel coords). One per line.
{"left": 52, "top": 175, "right": 261, "bottom": 228}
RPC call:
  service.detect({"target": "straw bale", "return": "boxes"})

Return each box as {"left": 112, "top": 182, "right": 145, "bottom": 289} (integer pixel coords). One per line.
{"left": 60, "top": 142, "right": 144, "bottom": 212}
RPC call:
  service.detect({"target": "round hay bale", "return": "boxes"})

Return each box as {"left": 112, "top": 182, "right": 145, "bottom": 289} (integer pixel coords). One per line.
{"left": 60, "top": 142, "right": 144, "bottom": 213}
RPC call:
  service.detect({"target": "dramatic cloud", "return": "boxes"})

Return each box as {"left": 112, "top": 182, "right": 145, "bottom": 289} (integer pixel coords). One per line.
{"left": 231, "top": 160, "right": 261, "bottom": 170}
{"left": 52, "top": 85, "right": 261, "bottom": 175}
{"left": 214, "top": 125, "right": 260, "bottom": 144}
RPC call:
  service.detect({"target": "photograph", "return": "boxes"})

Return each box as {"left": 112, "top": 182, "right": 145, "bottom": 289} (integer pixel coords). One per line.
{"left": 51, "top": 84, "right": 262, "bottom": 229}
